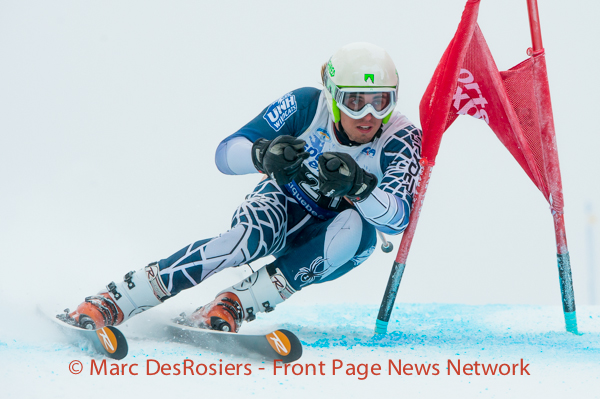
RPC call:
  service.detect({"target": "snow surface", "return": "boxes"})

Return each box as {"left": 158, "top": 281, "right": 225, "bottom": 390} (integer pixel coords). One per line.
{"left": 1, "top": 303, "right": 599, "bottom": 399}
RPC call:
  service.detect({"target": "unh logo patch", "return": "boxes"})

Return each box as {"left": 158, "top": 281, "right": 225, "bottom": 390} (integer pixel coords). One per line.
{"left": 263, "top": 93, "right": 298, "bottom": 132}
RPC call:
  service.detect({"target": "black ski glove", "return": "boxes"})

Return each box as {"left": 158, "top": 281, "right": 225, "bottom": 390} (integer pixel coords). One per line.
{"left": 317, "top": 152, "right": 378, "bottom": 202}
{"left": 251, "top": 135, "right": 309, "bottom": 186}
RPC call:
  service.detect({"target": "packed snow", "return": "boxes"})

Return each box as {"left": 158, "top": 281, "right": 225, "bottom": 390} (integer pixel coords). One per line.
{"left": 1, "top": 302, "right": 599, "bottom": 398}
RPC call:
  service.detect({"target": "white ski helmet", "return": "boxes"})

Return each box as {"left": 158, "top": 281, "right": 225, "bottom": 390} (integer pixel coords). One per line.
{"left": 323, "top": 42, "right": 399, "bottom": 124}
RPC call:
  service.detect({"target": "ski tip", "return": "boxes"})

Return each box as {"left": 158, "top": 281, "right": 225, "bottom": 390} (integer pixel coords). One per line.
{"left": 44, "top": 308, "right": 129, "bottom": 360}
{"left": 265, "top": 329, "right": 302, "bottom": 364}
{"left": 97, "top": 326, "right": 128, "bottom": 360}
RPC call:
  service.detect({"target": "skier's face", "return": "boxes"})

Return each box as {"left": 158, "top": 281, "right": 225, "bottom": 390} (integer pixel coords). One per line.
{"left": 339, "top": 111, "right": 382, "bottom": 144}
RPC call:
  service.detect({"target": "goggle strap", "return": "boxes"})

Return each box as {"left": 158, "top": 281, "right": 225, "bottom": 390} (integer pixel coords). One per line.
{"left": 332, "top": 99, "right": 341, "bottom": 123}
{"left": 382, "top": 112, "right": 392, "bottom": 124}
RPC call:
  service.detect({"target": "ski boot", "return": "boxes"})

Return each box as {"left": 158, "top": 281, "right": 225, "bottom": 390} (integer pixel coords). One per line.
{"left": 58, "top": 292, "right": 124, "bottom": 330}
{"left": 180, "top": 264, "right": 295, "bottom": 332}
{"left": 58, "top": 262, "right": 170, "bottom": 330}
{"left": 186, "top": 292, "right": 244, "bottom": 332}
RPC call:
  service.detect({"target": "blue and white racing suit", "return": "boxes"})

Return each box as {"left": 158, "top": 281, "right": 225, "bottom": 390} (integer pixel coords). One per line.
{"left": 156, "top": 87, "right": 422, "bottom": 308}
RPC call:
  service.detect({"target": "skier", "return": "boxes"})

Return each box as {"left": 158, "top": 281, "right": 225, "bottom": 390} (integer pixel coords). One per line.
{"left": 59, "top": 42, "right": 422, "bottom": 333}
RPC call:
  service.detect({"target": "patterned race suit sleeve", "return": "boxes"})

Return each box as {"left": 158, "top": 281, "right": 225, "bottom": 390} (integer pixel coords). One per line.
{"left": 215, "top": 87, "right": 321, "bottom": 175}
{"left": 355, "top": 124, "right": 422, "bottom": 235}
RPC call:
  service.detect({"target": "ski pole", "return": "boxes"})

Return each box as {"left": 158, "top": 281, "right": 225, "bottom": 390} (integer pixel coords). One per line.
{"left": 377, "top": 231, "right": 394, "bottom": 253}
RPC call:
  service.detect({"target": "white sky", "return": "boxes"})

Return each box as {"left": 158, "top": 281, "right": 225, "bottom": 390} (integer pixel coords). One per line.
{"left": 1, "top": 0, "right": 599, "bottom": 312}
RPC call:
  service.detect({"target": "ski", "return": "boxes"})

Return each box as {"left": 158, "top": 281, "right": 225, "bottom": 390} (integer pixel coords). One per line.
{"left": 44, "top": 310, "right": 129, "bottom": 360}
{"left": 166, "top": 321, "right": 303, "bottom": 364}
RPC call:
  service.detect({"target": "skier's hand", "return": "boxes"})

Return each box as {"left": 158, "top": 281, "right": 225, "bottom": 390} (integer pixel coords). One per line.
{"left": 317, "top": 152, "right": 378, "bottom": 202}
{"left": 251, "top": 135, "right": 309, "bottom": 186}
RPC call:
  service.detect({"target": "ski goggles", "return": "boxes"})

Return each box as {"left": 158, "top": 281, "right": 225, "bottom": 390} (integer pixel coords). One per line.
{"left": 335, "top": 88, "right": 396, "bottom": 120}
{"left": 326, "top": 77, "right": 397, "bottom": 120}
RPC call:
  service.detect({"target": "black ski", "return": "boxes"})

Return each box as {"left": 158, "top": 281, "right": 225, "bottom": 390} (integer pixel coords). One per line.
{"left": 45, "top": 310, "right": 129, "bottom": 360}
{"left": 166, "top": 322, "right": 302, "bottom": 364}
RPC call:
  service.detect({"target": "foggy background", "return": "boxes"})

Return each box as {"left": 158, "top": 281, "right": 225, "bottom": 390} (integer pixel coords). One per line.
{"left": 1, "top": 0, "right": 598, "bottom": 319}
